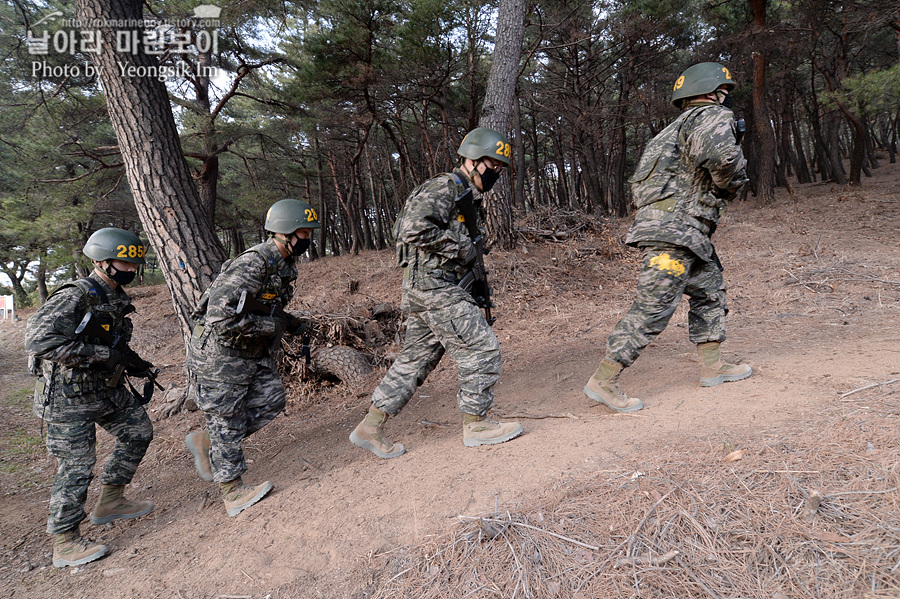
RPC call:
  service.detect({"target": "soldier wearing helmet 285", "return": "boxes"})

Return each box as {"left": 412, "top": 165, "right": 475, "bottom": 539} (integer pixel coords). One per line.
{"left": 25, "top": 228, "right": 156, "bottom": 568}
{"left": 350, "top": 127, "right": 523, "bottom": 459}
{"left": 584, "top": 62, "right": 752, "bottom": 413}
{"left": 185, "top": 199, "right": 319, "bottom": 517}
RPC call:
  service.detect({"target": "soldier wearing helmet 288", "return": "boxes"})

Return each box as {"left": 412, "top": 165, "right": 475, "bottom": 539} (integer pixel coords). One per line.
{"left": 25, "top": 228, "right": 156, "bottom": 568}
{"left": 584, "top": 62, "right": 752, "bottom": 412}
{"left": 185, "top": 199, "right": 319, "bottom": 517}
{"left": 349, "top": 127, "right": 524, "bottom": 460}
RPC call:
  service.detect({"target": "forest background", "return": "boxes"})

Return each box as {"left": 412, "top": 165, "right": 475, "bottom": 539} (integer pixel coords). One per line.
{"left": 1, "top": 0, "right": 898, "bottom": 327}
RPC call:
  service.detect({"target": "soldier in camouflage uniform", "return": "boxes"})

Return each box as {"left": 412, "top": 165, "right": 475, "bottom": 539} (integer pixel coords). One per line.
{"left": 25, "top": 228, "right": 155, "bottom": 568}
{"left": 584, "top": 62, "right": 752, "bottom": 412}
{"left": 184, "top": 199, "right": 318, "bottom": 517}
{"left": 350, "top": 127, "right": 524, "bottom": 459}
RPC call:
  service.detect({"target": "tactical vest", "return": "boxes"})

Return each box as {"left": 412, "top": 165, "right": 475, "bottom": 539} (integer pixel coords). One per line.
{"left": 629, "top": 104, "right": 722, "bottom": 218}
{"left": 191, "top": 242, "right": 293, "bottom": 354}
{"left": 33, "top": 277, "right": 133, "bottom": 399}
{"left": 395, "top": 172, "right": 472, "bottom": 289}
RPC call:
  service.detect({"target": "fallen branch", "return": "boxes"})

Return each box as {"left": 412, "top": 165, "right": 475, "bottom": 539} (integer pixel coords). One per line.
{"left": 493, "top": 411, "right": 579, "bottom": 420}
{"left": 840, "top": 378, "right": 900, "bottom": 398}
{"left": 614, "top": 549, "right": 680, "bottom": 568}
{"left": 458, "top": 515, "right": 600, "bottom": 551}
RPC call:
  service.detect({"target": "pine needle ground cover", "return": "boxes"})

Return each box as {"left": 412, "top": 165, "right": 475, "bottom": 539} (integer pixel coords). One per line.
{"left": 375, "top": 389, "right": 900, "bottom": 599}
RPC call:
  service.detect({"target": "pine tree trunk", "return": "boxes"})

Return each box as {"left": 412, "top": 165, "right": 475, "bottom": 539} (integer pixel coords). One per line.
{"left": 749, "top": 0, "right": 776, "bottom": 203}
{"left": 479, "top": 0, "right": 526, "bottom": 250}
{"left": 74, "top": 0, "right": 227, "bottom": 346}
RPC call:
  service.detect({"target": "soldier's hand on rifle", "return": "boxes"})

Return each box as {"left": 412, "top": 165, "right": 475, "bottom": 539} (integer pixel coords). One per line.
{"left": 101, "top": 347, "right": 124, "bottom": 370}
{"left": 287, "top": 313, "right": 314, "bottom": 337}
{"left": 124, "top": 351, "right": 154, "bottom": 378}
{"left": 462, "top": 241, "right": 478, "bottom": 265}
{"left": 271, "top": 317, "right": 286, "bottom": 341}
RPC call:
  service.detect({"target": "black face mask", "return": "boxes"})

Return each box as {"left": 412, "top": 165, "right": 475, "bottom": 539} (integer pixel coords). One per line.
{"left": 292, "top": 238, "right": 311, "bottom": 256}
{"left": 107, "top": 264, "right": 136, "bottom": 286}
{"left": 478, "top": 163, "right": 501, "bottom": 193}
{"left": 721, "top": 93, "right": 733, "bottom": 109}
{"left": 284, "top": 235, "right": 310, "bottom": 257}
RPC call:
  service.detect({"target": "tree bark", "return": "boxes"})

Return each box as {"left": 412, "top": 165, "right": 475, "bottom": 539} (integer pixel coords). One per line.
{"left": 479, "top": 0, "right": 527, "bottom": 250}
{"left": 749, "top": 0, "right": 776, "bottom": 203}
{"left": 74, "top": 0, "right": 227, "bottom": 346}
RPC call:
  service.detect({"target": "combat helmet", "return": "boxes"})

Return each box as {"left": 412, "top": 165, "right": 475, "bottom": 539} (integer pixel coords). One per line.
{"left": 671, "top": 62, "right": 737, "bottom": 107}
{"left": 265, "top": 199, "right": 321, "bottom": 233}
{"left": 457, "top": 127, "right": 512, "bottom": 166}
{"left": 83, "top": 228, "right": 146, "bottom": 264}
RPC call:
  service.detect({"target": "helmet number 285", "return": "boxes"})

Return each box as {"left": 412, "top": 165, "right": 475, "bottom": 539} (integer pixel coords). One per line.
{"left": 494, "top": 141, "right": 511, "bottom": 159}
{"left": 116, "top": 245, "right": 145, "bottom": 259}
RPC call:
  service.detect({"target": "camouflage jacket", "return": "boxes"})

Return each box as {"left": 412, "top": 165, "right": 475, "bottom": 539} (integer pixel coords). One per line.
{"left": 394, "top": 169, "right": 481, "bottom": 309}
{"left": 187, "top": 239, "right": 297, "bottom": 384}
{"left": 25, "top": 275, "right": 136, "bottom": 421}
{"left": 626, "top": 100, "right": 747, "bottom": 261}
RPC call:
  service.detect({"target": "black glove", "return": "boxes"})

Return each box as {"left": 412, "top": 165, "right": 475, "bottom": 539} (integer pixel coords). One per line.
{"left": 124, "top": 351, "right": 154, "bottom": 378}
{"left": 462, "top": 242, "right": 477, "bottom": 266}
{"left": 287, "top": 317, "right": 314, "bottom": 336}
{"left": 102, "top": 348, "right": 123, "bottom": 370}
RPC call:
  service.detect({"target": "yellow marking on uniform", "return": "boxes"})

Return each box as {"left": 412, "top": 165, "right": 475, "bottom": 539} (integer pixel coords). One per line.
{"left": 650, "top": 253, "right": 686, "bottom": 276}
{"left": 101, "top": 324, "right": 110, "bottom": 331}
{"left": 261, "top": 293, "right": 276, "bottom": 300}
{"left": 457, "top": 214, "right": 465, "bottom": 222}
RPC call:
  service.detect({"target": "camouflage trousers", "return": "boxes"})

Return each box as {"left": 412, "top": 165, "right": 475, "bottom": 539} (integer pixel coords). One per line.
{"left": 372, "top": 286, "right": 500, "bottom": 417}
{"left": 606, "top": 243, "right": 727, "bottom": 366}
{"left": 195, "top": 362, "right": 286, "bottom": 484}
{"left": 44, "top": 400, "right": 153, "bottom": 534}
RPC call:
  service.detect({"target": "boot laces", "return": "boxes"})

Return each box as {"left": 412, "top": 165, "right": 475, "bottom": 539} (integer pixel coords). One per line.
{"left": 469, "top": 417, "right": 501, "bottom": 432}
{"left": 58, "top": 535, "right": 92, "bottom": 553}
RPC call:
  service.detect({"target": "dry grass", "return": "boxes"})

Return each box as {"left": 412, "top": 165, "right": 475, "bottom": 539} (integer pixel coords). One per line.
{"left": 373, "top": 390, "right": 900, "bottom": 599}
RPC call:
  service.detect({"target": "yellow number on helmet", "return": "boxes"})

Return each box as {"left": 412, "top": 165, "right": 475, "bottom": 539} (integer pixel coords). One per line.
{"left": 138, "top": 246, "right": 145, "bottom": 258}
{"left": 305, "top": 207, "right": 318, "bottom": 222}
{"left": 116, "top": 245, "right": 128, "bottom": 258}
{"left": 722, "top": 67, "right": 731, "bottom": 80}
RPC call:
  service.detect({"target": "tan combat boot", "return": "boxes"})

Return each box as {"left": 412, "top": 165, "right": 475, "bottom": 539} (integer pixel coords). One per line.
{"left": 185, "top": 430, "right": 214, "bottom": 482}
{"left": 90, "top": 484, "right": 154, "bottom": 524}
{"left": 221, "top": 478, "right": 274, "bottom": 517}
{"left": 584, "top": 359, "right": 644, "bottom": 412}
{"left": 698, "top": 342, "right": 752, "bottom": 387}
{"left": 52, "top": 527, "right": 108, "bottom": 568}
{"left": 349, "top": 406, "right": 406, "bottom": 459}
{"left": 462, "top": 414, "right": 524, "bottom": 447}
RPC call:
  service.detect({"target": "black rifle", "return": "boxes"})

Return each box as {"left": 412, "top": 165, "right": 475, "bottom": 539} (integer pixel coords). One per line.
{"left": 455, "top": 184, "right": 495, "bottom": 325}
{"left": 75, "top": 312, "right": 163, "bottom": 403}
{"left": 236, "top": 290, "right": 312, "bottom": 363}
{"left": 734, "top": 117, "right": 746, "bottom": 144}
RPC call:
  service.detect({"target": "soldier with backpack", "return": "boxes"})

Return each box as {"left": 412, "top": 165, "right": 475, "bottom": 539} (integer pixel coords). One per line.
{"left": 349, "top": 127, "right": 524, "bottom": 458}
{"left": 583, "top": 62, "right": 752, "bottom": 412}
{"left": 25, "top": 228, "right": 156, "bottom": 568}
{"left": 184, "top": 199, "right": 318, "bottom": 517}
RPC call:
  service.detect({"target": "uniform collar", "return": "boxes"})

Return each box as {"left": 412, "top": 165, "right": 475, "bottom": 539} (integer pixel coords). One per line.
{"left": 453, "top": 168, "right": 484, "bottom": 202}
{"left": 683, "top": 99, "right": 718, "bottom": 110}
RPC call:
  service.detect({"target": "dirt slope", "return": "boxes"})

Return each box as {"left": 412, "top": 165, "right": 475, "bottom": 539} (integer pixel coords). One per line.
{"left": 1, "top": 162, "right": 898, "bottom": 599}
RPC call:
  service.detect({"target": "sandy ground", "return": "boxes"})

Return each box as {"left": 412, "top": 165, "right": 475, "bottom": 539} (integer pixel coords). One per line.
{"left": 1, "top": 160, "right": 899, "bottom": 598}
